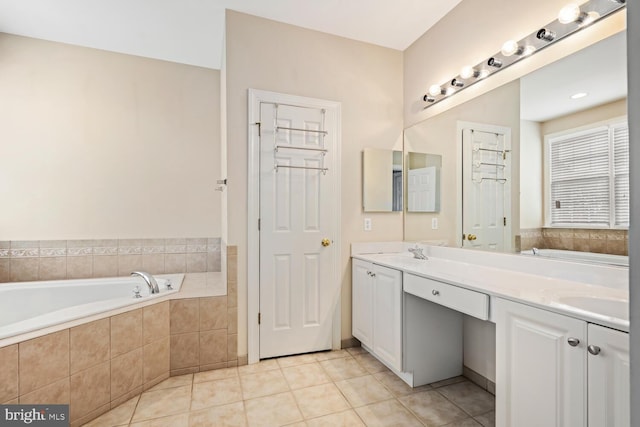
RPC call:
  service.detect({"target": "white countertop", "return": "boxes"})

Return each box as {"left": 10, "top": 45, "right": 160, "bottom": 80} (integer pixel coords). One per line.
{"left": 352, "top": 244, "right": 628, "bottom": 332}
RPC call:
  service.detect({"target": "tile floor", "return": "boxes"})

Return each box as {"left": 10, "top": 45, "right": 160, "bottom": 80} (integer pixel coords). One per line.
{"left": 83, "top": 347, "right": 495, "bottom": 427}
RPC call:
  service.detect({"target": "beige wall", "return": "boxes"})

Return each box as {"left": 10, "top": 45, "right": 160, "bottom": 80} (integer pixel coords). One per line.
{"left": 0, "top": 34, "right": 221, "bottom": 240}
{"left": 224, "top": 11, "right": 404, "bottom": 357}
{"left": 542, "top": 98, "right": 627, "bottom": 135}
{"left": 404, "top": 80, "right": 521, "bottom": 245}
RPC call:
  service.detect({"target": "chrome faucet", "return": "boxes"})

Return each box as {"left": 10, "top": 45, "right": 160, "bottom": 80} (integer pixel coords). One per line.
{"left": 131, "top": 271, "right": 160, "bottom": 294}
{"left": 532, "top": 247, "right": 540, "bottom": 256}
{"left": 408, "top": 245, "right": 428, "bottom": 260}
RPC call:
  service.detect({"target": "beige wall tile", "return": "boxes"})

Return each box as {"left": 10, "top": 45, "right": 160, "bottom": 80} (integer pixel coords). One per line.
{"left": 111, "top": 309, "right": 143, "bottom": 358}
{"left": 69, "top": 403, "right": 110, "bottom": 427}
{"left": 3, "top": 399, "right": 19, "bottom": 405}
{"left": 200, "top": 330, "right": 227, "bottom": 365}
{"left": 171, "top": 367, "right": 199, "bottom": 376}
{"left": 170, "top": 299, "right": 199, "bottom": 334}
{"left": 607, "top": 239, "right": 627, "bottom": 255}
{"left": 227, "top": 307, "right": 238, "bottom": 334}
{"left": 39, "top": 257, "right": 67, "bottom": 280}
{"left": 10, "top": 258, "right": 39, "bottom": 282}
{"left": 186, "top": 253, "right": 207, "bottom": 273}
{"left": 143, "top": 301, "right": 170, "bottom": 345}
{"left": 142, "top": 371, "right": 170, "bottom": 392}
{"left": 227, "top": 280, "right": 237, "bottom": 308}
{"left": 142, "top": 254, "right": 165, "bottom": 275}
{"left": 206, "top": 251, "right": 221, "bottom": 272}
{"left": 199, "top": 296, "right": 227, "bottom": 331}
{"left": 66, "top": 256, "right": 93, "bottom": 279}
{"left": 199, "top": 362, "right": 228, "bottom": 372}
{"left": 19, "top": 330, "right": 69, "bottom": 395}
{"left": 70, "top": 361, "right": 111, "bottom": 421}
{"left": 170, "top": 332, "right": 199, "bottom": 370}
{"left": 165, "top": 254, "right": 186, "bottom": 273}
{"left": 0, "top": 345, "right": 18, "bottom": 402}
{"left": 111, "top": 348, "right": 143, "bottom": 401}
{"left": 227, "top": 334, "right": 237, "bottom": 362}
{"left": 590, "top": 238, "right": 607, "bottom": 253}
{"left": 143, "top": 336, "right": 170, "bottom": 384}
{"left": 70, "top": 318, "right": 110, "bottom": 374}
{"left": 0, "top": 259, "right": 9, "bottom": 283}
{"left": 93, "top": 255, "right": 118, "bottom": 278}
{"left": 20, "top": 377, "right": 70, "bottom": 405}
{"left": 118, "top": 254, "right": 143, "bottom": 276}
{"left": 227, "top": 254, "right": 237, "bottom": 282}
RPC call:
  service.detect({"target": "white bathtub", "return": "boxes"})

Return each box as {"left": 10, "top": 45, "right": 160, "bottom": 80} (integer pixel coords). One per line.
{"left": 0, "top": 273, "right": 184, "bottom": 340}
{"left": 521, "top": 248, "right": 628, "bottom": 267}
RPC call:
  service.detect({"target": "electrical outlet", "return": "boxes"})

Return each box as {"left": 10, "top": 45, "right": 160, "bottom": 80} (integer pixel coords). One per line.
{"left": 431, "top": 218, "right": 438, "bottom": 229}
{"left": 364, "top": 218, "right": 372, "bottom": 231}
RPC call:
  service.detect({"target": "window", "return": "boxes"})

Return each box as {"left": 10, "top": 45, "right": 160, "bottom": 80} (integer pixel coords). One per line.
{"left": 546, "top": 120, "right": 629, "bottom": 228}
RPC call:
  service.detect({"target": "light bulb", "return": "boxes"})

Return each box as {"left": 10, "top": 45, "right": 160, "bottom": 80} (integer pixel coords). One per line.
{"left": 558, "top": 3, "right": 581, "bottom": 23}
{"left": 581, "top": 11, "right": 600, "bottom": 26}
{"left": 523, "top": 45, "right": 536, "bottom": 56}
{"left": 460, "top": 66, "right": 477, "bottom": 79}
{"left": 428, "top": 85, "right": 442, "bottom": 96}
{"left": 501, "top": 40, "right": 520, "bottom": 57}
{"left": 478, "top": 69, "right": 490, "bottom": 79}
{"left": 445, "top": 87, "right": 456, "bottom": 96}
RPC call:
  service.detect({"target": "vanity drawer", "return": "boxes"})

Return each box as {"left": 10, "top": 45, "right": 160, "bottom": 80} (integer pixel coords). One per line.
{"left": 404, "top": 273, "right": 489, "bottom": 320}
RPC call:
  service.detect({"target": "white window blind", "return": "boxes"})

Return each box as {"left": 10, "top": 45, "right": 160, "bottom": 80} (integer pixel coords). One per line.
{"left": 548, "top": 121, "right": 629, "bottom": 228}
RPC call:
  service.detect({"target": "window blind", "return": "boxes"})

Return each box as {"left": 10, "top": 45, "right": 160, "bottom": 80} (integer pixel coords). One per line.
{"left": 548, "top": 122, "right": 629, "bottom": 228}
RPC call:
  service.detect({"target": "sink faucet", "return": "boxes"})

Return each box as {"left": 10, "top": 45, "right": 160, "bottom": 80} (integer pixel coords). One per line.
{"left": 408, "top": 245, "right": 428, "bottom": 260}
{"left": 131, "top": 271, "right": 160, "bottom": 294}
{"left": 532, "top": 247, "right": 540, "bottom": 255}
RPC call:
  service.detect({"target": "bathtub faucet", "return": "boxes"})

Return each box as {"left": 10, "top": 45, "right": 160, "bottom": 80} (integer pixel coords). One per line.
{"left": 131, "top": 271, "right": 160, "bottom": 294}
{"left": 532, "top": 247, "right": 540, "bottom": 256}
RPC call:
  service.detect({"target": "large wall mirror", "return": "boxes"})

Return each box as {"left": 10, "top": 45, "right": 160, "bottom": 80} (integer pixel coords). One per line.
{"left": 404, "top": 23, "right": 628, "bottom": 259}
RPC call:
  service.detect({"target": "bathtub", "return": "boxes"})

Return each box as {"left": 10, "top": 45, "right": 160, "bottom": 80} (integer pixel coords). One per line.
{"left": 0, "top": 273, "right": 184, "bottom": 340}
{"left": 521, "top": 248, "right": 628, "bottom": 267}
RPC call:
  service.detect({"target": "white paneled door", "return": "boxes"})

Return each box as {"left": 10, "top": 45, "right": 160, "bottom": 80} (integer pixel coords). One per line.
{"left": 258, "top": 100, "right": 339, "bottom": 359}
{"left": 461, "top": 124, "right": 511, "bottom": 251}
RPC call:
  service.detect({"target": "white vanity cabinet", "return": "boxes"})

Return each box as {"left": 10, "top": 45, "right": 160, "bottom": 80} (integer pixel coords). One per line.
{"left": 496, "top": 298, "right": 629, "bottom": 427}
{"left": 351, "top": 259, "right": 402, "bottom": 371}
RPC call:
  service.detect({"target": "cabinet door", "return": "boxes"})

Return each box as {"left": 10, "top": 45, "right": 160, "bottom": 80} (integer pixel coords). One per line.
{"left": 588, "top": 324, "right": 629, "bottom": 427}
{"left": 352, "top": 259, "right": 373, "bottom": 348}
{"left": 372, "top": 264, "right": 403, "bottom": 371}
{"left": 495, "top": 298, "right": 586, "bottom": 427}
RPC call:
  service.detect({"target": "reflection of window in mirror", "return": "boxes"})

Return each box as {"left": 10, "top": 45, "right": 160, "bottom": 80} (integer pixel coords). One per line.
{"left": 362, "top": 148, "right": 403, "bottom": 212}
{"left": 407, "top": 152, "right": 441, "bottom": 212}
{"left": 544, "top": 118, "right": 629, "bottom": 229}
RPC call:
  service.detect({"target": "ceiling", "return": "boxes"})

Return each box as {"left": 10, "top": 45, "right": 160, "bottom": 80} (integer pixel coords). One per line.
{"left": 520, "top": 31, "right": 627, "bottom": 122}
{"left": 0, "top": 0, "right": 462, "bottom": 70}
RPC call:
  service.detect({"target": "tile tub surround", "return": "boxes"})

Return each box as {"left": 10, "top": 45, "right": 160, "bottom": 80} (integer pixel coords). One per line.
{"left": 520, "top": 228, "right": 628, "bottom": 255}
{"left": 84, "top": 350, "right": 496, "bottom": 427}
{"left": 0, "top": 238, "right": 222, "bottom": 283}
{"left": 0, "top": 268, "right": 238, "bottom": 427}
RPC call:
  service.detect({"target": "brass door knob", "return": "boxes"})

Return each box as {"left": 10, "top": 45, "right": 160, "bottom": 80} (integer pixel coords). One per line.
{"left": 321, "top": 238, "right": 331, "bottom": 247}
{"left": 467, "top": 234, "right": 477, "bottom": 241}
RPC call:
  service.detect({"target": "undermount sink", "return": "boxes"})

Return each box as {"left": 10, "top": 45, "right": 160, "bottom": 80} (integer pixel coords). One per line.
{"left": 557, "top": 296, "right": 628, "bottom": 321}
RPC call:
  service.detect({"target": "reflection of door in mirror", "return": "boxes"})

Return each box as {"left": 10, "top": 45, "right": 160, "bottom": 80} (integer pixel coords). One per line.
{"left": 461, "top": 122, "right": 512, "bottom": 251}
{"left": 407, "top": 152, "right": 442, "bottom": 212}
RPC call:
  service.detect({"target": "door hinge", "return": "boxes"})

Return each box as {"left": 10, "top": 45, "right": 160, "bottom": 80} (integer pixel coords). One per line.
{"left": 258, "top": 312, "right": 261, "bottom": 324}
{"left": 254, "top": 122, "right": 261, "bottom": 137}
{"left": 504, "top": 217, "right": 507, "bottom": 226}
{"left": 258, "top": 218, "right": 261, "bottom": 230}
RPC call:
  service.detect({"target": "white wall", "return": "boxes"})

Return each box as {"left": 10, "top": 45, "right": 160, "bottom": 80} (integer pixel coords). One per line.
{"left": 224, "top": 11, "right": 404, "bottom": 358}
{"left": 0, "top": 34, "right": 221, "bottom": 240}
{"left": 520, "top": 120, "right": 543, "bottom": 229}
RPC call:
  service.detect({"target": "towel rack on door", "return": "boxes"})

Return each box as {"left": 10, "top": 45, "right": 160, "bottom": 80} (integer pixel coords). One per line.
{"left": 274, "top": 164, "right": 329, "bottom": 175}
{"left": 275, "top": 145, "right": 328, "bottom": 155}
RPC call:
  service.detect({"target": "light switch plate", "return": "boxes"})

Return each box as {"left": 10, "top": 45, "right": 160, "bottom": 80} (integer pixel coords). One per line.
{"left": 364, "top": 218, "right": 372, "bottom": 231}
{"left": 431, "top": 218, "right": 438, "bottom": 229}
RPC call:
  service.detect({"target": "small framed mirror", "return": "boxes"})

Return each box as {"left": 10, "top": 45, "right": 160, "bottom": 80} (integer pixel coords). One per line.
{"left": 362, "top": 148, "right": 403, "bottom": 212}
{"left": 407, "top": 152, "right": 441, "bottom": 212}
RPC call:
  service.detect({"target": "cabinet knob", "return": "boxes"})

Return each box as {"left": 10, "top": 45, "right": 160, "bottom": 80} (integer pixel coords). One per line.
{"left": 432, "top": 290, "right": 440, "bottom": 296}
{"left": 567, "top": 337, "right": 580, "bottom": 347}
{"left": 588, "top": 345, "right": 601, "bottom": 355}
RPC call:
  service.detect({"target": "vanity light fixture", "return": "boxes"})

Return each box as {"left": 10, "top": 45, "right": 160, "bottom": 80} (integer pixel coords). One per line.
{"left": 421, "top": 0, "right": 626, "bottom": 109}
{"left": 536, "top": 28, "right": 556, "bottom": 42}
{"left": 460, "top": 65, "right": 480, "bottom": 79}
{"left": 501, "top": 40, "right": 524, "bottom": 57}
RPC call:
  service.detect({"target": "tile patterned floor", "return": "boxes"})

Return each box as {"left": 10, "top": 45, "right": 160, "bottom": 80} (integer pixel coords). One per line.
{"left": 83, "top": 348, "right": 495, "bottom": 427}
